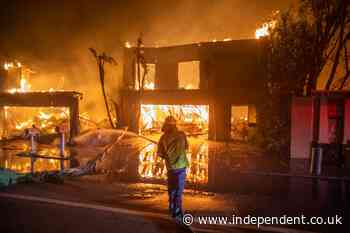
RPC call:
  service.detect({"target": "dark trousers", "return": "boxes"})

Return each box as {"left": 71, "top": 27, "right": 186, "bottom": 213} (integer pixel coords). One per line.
{"left": 167, "top": 168, "right": 186, "bottom": 218}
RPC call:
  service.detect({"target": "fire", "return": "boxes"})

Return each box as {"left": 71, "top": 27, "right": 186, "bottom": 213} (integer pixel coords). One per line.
{"left": 138, "top": 140, "right": 208, "bottom": 184}
{"left": 140, "top": 104, "right": 209, "bottom": 134}
{"left": 1, "top": 60, "right": 73, "bottom": 137}
{"left": 255, "top": 21, "right": 276, "bottom": 39}
{"left": 7, "top": 78, "right": 31, "bottom": 93}
{"left": 125, "top": 41, "right": 131, "bottom": 48}
{"left": 138, "top": 103, "right": 209, "bottom": 183}
{"left": 184, "top": 84, "right": 194, "bottom": 90}
{"left": 143, "top": 82, "right": 155, "bottom": 90}
{"left": 2, "top": 156, "right": 66, "bottom": 173}
{"left": 5, "top": 61, "right": 34, "bottom": 93}
{"left": 138, "top": 144, "right": 166, "bottom": 178}
{"left": 136, "top": 81, "right": 155, "bottom": 90}
{"left": 5, "top": 107, "right": 70, "bottom": 134}
{"left": 3, "top": 61, "right": 22, "bottom": 70}
{"left": 255, "top": 11, "right": 279, "bottom": 39}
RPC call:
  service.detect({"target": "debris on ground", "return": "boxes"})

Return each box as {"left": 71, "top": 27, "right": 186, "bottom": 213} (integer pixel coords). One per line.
{"left": 0, "top": 169, "right": 21, "bottom": 187}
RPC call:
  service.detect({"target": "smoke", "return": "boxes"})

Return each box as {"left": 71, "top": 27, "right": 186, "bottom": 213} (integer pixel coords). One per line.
{"left": 0, "top": 0, "right": 292, "bottom": 121}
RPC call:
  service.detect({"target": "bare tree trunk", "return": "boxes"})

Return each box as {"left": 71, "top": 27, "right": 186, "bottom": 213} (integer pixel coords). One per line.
{"left": 340, "top": 42, "right": 350, "bottom": 89}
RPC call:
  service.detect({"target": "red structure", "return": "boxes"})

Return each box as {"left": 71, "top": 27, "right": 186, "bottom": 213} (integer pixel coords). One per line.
{"left": 291, "top": 91, "right": 350, "bottom": 166}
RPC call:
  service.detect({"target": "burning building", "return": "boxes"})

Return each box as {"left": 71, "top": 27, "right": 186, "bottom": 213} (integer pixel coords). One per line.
{"left": 0, "top": 59, "right": 82, "bottom": 141}
{"left": 120, "top": 39, "right": 266, "bottom": 141}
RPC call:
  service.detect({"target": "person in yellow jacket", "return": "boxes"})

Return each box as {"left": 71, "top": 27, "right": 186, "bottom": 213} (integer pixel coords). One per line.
{"left": 157, "top": 116, "right": 189, "bottom": 222}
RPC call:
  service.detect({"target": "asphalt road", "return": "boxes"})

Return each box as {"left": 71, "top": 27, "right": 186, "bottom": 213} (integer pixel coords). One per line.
{"left": 0, "top": 196, "right": 182, "bottom": 233}
{"left": 0, "top": 195, "right": 258, "bottom": 233}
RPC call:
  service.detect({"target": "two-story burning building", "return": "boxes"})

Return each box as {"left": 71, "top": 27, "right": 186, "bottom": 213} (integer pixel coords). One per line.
{"left": 119, "top": 39, "right": 267, "bottom": 141}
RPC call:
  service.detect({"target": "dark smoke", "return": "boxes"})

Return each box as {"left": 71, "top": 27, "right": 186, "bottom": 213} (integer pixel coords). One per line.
{"left": 0, "top": 0, "right": 293, "bottom": 120}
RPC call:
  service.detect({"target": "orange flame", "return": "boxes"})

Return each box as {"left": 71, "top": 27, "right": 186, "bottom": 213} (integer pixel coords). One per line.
{"left": 255, "top": 21, "right": 276, "bottom": 39}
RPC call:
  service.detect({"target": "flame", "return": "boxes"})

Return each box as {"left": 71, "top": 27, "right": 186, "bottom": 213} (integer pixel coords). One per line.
{"left": 140, "top": 104, "right": 209, "bottom": 134}
{"left": 2, "top": 60, "right": 74, "bottom": 136}
{"left": 10, "top": 107, "right": 69, "bottom": 133}
{"left": 20, "top": 78, "right": 31, "bottom": 91}
{"left": 125, "top": 41, "right": 131, "bottom": 48}
{"left": 143, "top": 81, "right": 155, "bottom": 90}
{"left": 4, "top": 62, "right": 12, "bottom": 70}
{"left": 3, "top": 61, "right": 22, "bottom": 70}
{"left": 138, "top": 140, "right": 208, "bottom": 184}
{"left": 5, "top": 61, "right": 32, "bottom": 93}
{"left": 184, "top": 84, "right": 194, "bottom": 90}
{"left": 138, "top": 104, "right": 209, "bottom": 183}
{"left": 2, "top": 156, "right": 66, "bottom": 173}
{"left": 255, "top": 21, "right": 276, "bottom": 39}
{"left": 7, "top": 78, "right": 31, "bottom": 93}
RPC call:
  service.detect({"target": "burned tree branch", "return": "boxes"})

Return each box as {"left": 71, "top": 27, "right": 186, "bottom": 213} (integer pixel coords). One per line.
{"left": 339, "top": 42, "right": 350, "bottom": 89}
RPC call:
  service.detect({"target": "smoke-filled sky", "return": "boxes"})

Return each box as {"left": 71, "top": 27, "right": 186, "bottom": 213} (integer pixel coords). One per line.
{"left": 0, "top": 0, "right": 293, "bottom": 120}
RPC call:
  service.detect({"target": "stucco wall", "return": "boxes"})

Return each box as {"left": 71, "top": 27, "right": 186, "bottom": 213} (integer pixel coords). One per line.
{"left": 290, "top": 97, "right": 313, "bottom": 159}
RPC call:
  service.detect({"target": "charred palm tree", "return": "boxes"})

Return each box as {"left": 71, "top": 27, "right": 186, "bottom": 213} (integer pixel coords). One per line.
{"left": 134, "top": 36, "right": 148, "bottom": 132}
{"left": 89, "top": 48, "right": 117, "bottom": 128}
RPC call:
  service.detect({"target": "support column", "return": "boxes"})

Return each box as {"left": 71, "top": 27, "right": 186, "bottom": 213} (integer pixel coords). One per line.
{"left": 120, "top": 92, "right": 139, "bottom": 133}
{"left": 69, "top": 98, "right": 80, "bottom": 141}
{"left": 312, "top": 96, "right": 321, "bottom": 142}
{"left": 212, "top": 101, "right": 231, "bottom": 141}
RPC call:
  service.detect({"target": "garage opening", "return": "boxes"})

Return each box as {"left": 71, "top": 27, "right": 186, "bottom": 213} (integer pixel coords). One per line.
{"left": 139, "top": 104, "right": 209, "bottom": 137}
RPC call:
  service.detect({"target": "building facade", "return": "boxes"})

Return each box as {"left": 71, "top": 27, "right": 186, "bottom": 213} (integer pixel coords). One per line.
{"left": 120, "top": 39, "right": 267, "bottom": 141}
{"left": 291, "top": 91, "right": 350, "bottom": 165}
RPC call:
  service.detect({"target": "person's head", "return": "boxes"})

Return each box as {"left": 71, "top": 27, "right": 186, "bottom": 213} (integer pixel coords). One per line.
{"left": 161, "top": 115, "right": 177, "bottom": 133}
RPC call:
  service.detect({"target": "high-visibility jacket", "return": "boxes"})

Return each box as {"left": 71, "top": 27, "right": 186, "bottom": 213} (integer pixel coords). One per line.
{"left": 157, "top": 130, "right": 189, "bottom": 170}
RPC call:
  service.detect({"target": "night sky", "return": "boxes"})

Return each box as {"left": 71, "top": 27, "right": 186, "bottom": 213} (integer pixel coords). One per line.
{"left": 0, "top": 0, "right": 293, "bottom": 118}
